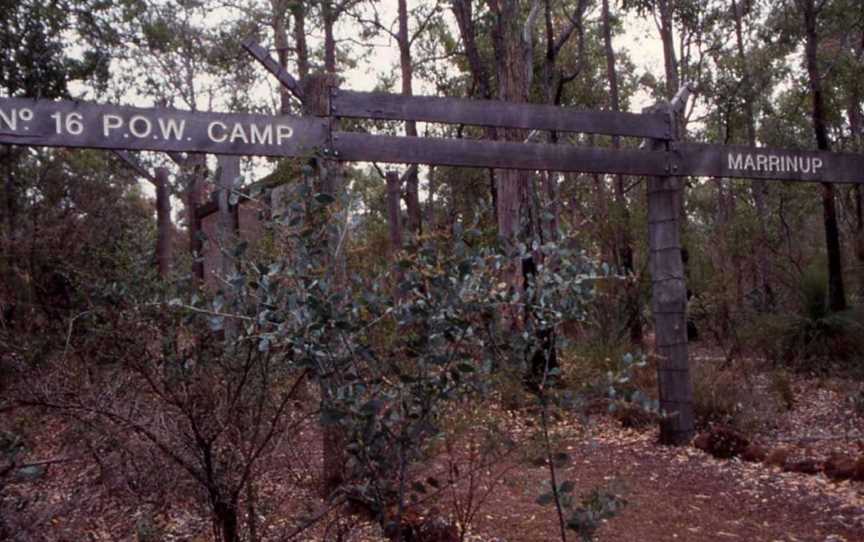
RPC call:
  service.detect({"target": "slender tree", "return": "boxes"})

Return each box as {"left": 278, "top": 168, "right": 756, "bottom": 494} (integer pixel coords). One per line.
{"left": 798, "top": 0, "right": 847, "bottom": 311}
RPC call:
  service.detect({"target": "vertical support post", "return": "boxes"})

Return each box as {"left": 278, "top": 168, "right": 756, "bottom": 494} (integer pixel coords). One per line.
{"left": 217, "top": 155, "right": 241, "bottom": 340}
{"left": 646, "top": 90, "right": 695, "bottom": 445}
{"left": 188, "top": 154, "right": 205, "bottom": 285}
{"left": 304, "top": 73, "right": 348, "bottom": 498}
{"left": 154, "top": 167, "right": 172, "bottom": 278}
{"left": 217, "top": 155, "right": 241, "bottom": 280}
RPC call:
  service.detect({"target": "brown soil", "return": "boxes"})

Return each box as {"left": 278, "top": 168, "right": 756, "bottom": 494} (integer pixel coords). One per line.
{"left": 2, "top": 383, "right": 863, "bottom": 541}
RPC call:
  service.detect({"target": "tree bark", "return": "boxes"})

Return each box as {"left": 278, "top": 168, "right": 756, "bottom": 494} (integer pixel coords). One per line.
{"left": 271, "top": 0, "right": 293, "bottom": 115}
{"left": 487, "top": 0, "right": 537, "bottom": 241}
{"left": 802, "top": 0, "right": 847, "bottom": 312}
{"left": 657, "top": 0, "right": 679, "bottom": 99}
{"left": 322, "top": 1, "right": 338, "bottom": 75}
{"left": 732, "top": 0, "right": 773, "bottom": 309}
{"left": 452, "top": 0, "right": 499, "bottom": 220}
{"left": 3, "top": 145, "right": 15, "bottom": 245}
{"left": 602, "top": 0, "right": 641, "bottom": 343}
{"left": 291, "top": 2, "right": 310, "bottom": 80}
{"left": 155, "top": 167, "right": 172, "bottom": 278}
{"left": 386, "top": 171, "right": 403, "bottom": 255}
{"left": 398, "top": 0, "right": 422, "bottom": 237}
{"left": 847, "top": 39, "right": 864, "bottom": 298}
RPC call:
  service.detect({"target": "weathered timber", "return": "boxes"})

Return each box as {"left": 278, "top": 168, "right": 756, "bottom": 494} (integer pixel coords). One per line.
{"left": 155, "top": 167, "right": 172, "bottom": 278}
{"left": 112, "top": 150, "right": 156, "bottom": 184}
{"left": 331, "top": 132, "right": 669, "bottom": 176}
{"left": 241, "top": 39, "right": 305, "bottom": 104}
{"left": 332, "top": 89, "right": 670, "bottom": 139}
{"left": 217, "top": 155, "right": 241, "bottom": 337}
{"left": 187, "top": 154, "right": 206, "bottom": 285}
{"left": 217, "top": 155, "right": 241, "bottom": 275}
{"left": 646, "top": 98, "right": 694, "bottom": 446}
{"left": 0, "top": 97, "right": 326, "bottom": 157}
{"left": 676, "top": 143, "right": 864, "bottom": 184}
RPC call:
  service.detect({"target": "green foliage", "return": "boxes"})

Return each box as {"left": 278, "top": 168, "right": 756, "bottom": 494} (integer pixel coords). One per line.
{"left": 747, "top": 267, "right": 864, "bottom": 373}
{"left": 537, "top": 479, "right": 627, "bottom": 542}
{"left": 0, "top": 0, "right": 113, "bottom": 98}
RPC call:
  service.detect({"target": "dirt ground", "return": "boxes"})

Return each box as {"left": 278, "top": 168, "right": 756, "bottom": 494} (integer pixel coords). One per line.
{"left": 2, "top": 375, "right": 863, "bottom": 542}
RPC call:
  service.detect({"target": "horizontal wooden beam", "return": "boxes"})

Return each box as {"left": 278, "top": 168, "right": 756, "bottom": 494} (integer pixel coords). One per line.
{"left": 331, "top": 90, "right": 671, "bottom": 139}
{"left": 331, "top": 132, "right": 670, "bottom": 176}
{"left": 676, "top": 143, "right": 864, "bottom": 184}
{"left": 0, "top": 97, "right": 326, "bottom": 158}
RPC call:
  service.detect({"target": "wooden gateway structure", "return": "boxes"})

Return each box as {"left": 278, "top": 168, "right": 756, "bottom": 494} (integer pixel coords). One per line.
{"left": 2, "top": 39, "right": 863, "bottom": 444}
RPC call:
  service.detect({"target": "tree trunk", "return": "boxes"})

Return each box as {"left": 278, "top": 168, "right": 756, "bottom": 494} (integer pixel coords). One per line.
{"left": 155, "top": 167, "right": 172, "bottom": 278}
{"left": 602, "top": 0, "right": 640, "bottom": 342}
{"left": 488, "top": 0, "right": 535, "bottom": 242}
{"left": 732, "top": 0, "right": 773, "bottom": 309}
{"left": 857, "top": 184, "right": 864, "bottom": 297}
{"left": 398, "top": 0, "right": 422, "bottom": 237}
{"left": 657, "top": 0, "right": 679, "bottom": 99}
{"left": 386, "top": 171, "right": 403, "bottom": 256}
{"left": 211, "top": 494, "right": 239, "bottom": 542}
{"left": 425, "top": 165, "right": 436, "bottom": 231}
{"left": 271, "top": 0, "right": 293, "bottom": 115}
{"left": 322, "top": 1, "right": 337, "bottom": 75}
{"left": 452, "top": 0, "right": 499, "bottom": 222}
{"left": 803, "top": 0, "right": 847, "bottom": 312}
{"left": 846, "top": 46, "right": 864, "bottom": 298}
{"left": 291, "top": 2, "right": 310, "bottom": 80}
{"left": 3, "top": 145, "right": 15, "bottom": 245}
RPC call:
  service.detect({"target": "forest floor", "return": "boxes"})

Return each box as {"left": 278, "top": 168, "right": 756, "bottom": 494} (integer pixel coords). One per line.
{"left": 2, "top": 364, "right": 863, "bottom": 541}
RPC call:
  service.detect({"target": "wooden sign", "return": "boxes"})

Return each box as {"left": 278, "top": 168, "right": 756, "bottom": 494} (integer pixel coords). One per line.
{"left": 3, "top": 96, "right": 863, "bottom": 185}
{"left": 0, "top": 97, "right": 327, "bottom": 157}
{"left": 332, "top": 132, "right": 670, "bottom": 176}
{"left": 676, "top": 143, "right": 864, "bottom": 184}
{"left": 332, "top": 90, "right": 670, "bottom": 139}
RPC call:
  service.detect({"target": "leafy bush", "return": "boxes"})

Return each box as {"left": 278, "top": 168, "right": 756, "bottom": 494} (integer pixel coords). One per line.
{"left": 745, "top": 268, "right": 864, "bottom": 373}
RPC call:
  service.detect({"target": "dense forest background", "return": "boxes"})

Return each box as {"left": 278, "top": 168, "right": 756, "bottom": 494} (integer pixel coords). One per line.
{"left": 1, "top": 0, "right": 863, "bottom": 541}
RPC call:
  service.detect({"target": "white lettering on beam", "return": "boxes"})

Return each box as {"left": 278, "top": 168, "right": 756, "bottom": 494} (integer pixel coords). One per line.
{"left": 728, "top": 153, "right": 744, "bottom": 169}
{"left": 158, "top": 117, "right": 186, "bottom": 141}
{"left": 208, "top": 121, "right": 228, "bottom": 143}
{"left": 250, "top": 124, "right": 273, "bottom": 145}
{"left": 0, "top": 108, "right": 16, "bottom": 130}
{"left": 276, "top": 125, "right": 293, "bottom": 145}
{"left": 103, "top": 114, "right": 123, "bottom": 137}
{"left": 727, "top": 152, "right": 824, "bottom": 175}
{"left": 129, "top": 115, "right": 152, "bottom": 138}
{"left": 208, "top": 122, "right": 290, "bottom": 146}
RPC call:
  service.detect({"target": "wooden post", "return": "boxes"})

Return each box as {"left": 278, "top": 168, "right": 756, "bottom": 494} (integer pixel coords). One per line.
{"left": 188, "top": 154, "right": 206, "bottom": 285}
{"left": 154, "top": 167, "right": 172, "bottom": 278}
{"left": 302, "top": 73, "right": 348, "bottom": 497}
{"left": 217, "top": 155, "right": 241, "bottom": 340}
{"left": 646, "top": 88, "right": 695, "bottom": 446}
{"left": 217, "top": 155, "right": 241, "bottom": 279}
